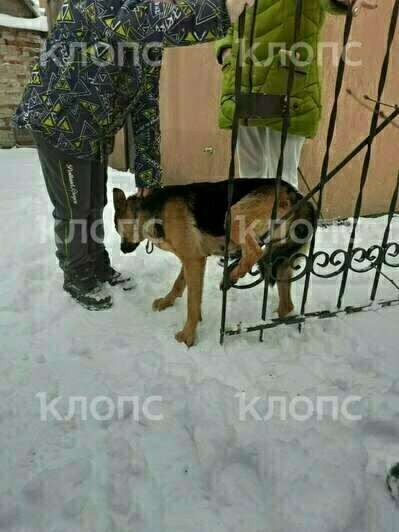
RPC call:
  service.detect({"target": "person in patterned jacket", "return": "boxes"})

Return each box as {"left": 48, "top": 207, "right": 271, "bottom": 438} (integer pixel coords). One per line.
{"left": 11, "top": 0, "right": 252, "bottom": 311}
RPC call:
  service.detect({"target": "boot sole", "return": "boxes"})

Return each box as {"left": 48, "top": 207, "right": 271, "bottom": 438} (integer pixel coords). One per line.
{"left": 108, "top": 279, "right": 137, "bottom": 291}
{"left": 64, "top": 286, "right": 113, "bottom": 311}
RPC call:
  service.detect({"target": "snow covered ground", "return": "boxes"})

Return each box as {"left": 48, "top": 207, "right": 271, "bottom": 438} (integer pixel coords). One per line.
{"left": 1, "top": 148, "right": 399, "bottom": 532}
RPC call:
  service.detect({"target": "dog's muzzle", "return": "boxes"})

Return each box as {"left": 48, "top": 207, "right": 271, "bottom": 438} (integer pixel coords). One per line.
{"left": 121, "top": 241, "right": 139, "bottom": 254}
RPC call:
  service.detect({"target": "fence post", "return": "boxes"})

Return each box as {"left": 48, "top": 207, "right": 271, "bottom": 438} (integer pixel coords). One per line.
{"left": 370, "top": 171, "right": 399, "bottom": 301}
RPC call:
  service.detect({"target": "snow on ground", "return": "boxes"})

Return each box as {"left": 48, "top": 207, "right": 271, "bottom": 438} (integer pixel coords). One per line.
{"left": 1, "top": 148, "right": 399, "bottom": 532}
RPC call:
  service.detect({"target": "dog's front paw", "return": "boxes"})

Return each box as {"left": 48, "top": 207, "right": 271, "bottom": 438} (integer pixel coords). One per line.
{"left": 277, "top": 302, "right": 295, "bottom": 318}
{"left": 230, "top": 259, "right": 252, "bottom": 284}
{"left": 175, "top": 327, "right": 196, "bottom": 347}
{"left": 229, "top": 266, "right": 242, "bottom": 285}
{"left": 219, "top": 276, "right": 235, "bottom": 291}
{"left": 153, "top": 297, "right": 173, "bottom": 311}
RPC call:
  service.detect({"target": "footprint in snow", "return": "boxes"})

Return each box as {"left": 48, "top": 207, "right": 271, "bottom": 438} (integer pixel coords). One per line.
{"left": 387, "top": 463, "right": 399, "bottom": 504}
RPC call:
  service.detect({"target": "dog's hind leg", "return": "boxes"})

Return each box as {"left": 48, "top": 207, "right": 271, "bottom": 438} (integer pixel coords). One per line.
{"left": 153, "top": 266, "right": 186, "bottom": 311}
{"left": 276, "top": 262, "right": 294, "bottom": 318}
{"left": 199, "top": 257, "right": 207, "bottom": 322}
{"left": 175, "top": 257, "right": 206, "bottom": 347}
{"left": 228, "top": 204, "right": 264, "bottom": 285}
{"left": 226, "top": 187, "right": 291, "bottom": 285}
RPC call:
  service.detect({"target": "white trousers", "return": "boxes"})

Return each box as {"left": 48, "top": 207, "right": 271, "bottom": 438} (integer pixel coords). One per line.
{"left": 237, "top": 126, "right": 305, "bottom": 189}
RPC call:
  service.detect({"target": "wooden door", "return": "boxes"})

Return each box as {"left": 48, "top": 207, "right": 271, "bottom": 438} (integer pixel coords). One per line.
{"left": 160, "top": 44, "right": 231, "bottom": 185}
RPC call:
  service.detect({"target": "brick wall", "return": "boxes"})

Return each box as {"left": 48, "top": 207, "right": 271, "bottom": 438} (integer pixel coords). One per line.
{"left": 0, "top": 27, "right": 43, "bottom": 147}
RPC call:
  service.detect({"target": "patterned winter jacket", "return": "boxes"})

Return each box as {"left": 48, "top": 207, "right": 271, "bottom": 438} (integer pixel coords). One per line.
{"left": 11, "top": 0, "right": 231, "bottom": 188}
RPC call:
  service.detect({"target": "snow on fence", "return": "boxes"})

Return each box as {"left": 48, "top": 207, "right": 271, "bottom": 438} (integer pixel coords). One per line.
{"left": 220, "top": 0, "right": 399, "bottom": 344}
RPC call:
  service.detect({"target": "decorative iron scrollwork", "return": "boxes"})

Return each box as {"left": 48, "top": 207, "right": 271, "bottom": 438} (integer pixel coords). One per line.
{"left": 384, "top": 242, "right": 399, "bottom": 267}
{"left": 229, "top": 242, "right": 399, "bottom": 290}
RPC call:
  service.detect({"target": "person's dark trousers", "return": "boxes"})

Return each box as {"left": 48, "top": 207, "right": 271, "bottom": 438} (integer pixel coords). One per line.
{"left": 32, "top": 132, "right": 110, "bottom": 278}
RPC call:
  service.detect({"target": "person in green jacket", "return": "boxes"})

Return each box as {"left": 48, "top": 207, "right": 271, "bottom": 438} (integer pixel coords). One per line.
{"left": 215, "top": 0, "right": 377, "bottom": 188}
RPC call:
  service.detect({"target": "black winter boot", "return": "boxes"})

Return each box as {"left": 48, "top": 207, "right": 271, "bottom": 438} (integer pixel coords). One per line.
{"left": 97, "top": 265, "right": 136, "bottom": 291}
{"left": 64, "top": 269, "right": 113, "bottom": 311}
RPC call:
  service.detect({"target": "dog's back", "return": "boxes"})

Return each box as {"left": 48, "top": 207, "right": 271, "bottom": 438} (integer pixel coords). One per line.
{"left": 142, "top": 178, "right": 303, "bottom": 237}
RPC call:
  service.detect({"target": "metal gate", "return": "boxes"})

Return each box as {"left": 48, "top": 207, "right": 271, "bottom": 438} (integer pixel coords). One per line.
{"left": 220, "top": 0, "right": 399, "bottom": 344}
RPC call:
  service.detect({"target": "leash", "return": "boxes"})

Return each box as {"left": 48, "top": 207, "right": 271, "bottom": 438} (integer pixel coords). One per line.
{"left": 146, "top": 240, "right": 154, "bottom": 254}
{"left": 347, "top": 90, "right": 399, "bottom": 130}
{"left": 364, "top": 95, "right": 399, "bottom": 110}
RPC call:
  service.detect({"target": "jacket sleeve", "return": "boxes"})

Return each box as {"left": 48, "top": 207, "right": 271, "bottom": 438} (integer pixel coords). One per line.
{"left": 320, "top": 0, "right": 348, "bottom": 16}
{"left": 108, "top": 0, "right": 232, "bottom": 47}
{"left": 130, "top": 64, "right": 163, "bottom": 190}
{"left": 215, "top": 25, "right": 234, "bottom": 64}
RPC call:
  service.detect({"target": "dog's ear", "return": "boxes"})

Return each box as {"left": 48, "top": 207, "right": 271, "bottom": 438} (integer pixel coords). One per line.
{"left": 113, "top": 188, "right": 127, "bottom": 211}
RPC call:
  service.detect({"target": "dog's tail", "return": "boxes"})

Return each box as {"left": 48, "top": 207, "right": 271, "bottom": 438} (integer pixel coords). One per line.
{"left": 257, "top": 200, "right": 317, "bottom": 286}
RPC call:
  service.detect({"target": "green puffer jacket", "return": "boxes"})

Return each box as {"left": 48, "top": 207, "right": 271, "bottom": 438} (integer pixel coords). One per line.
{"left": 215, "top": 0, "right": 346, "bottom": 138}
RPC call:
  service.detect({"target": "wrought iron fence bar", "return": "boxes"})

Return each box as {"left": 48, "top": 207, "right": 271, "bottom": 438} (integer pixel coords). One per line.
{"left": 298, "top": 167, "right": 324, "bottom": 218}
{"left": 219, "top": 125, "right": 238, "bottom": 345}
{"left": 224, "top": 298, "right": 399, "bottom": 336}
{"left": 370, "top": 170, "right": 399, "bottom": 301}
{"left": 337, "top": 0, "right": 399, "bottom": 310}
{"left": 371, "top": 263, "right": 399, "bottom": 292}
{"left": 219, "top": 2, "right": 399, "bottom": 346}
{"left": 219, "top": 114, "right": 240, "bottom": 345}
{"left": 323, "top": 109, "right": 399, "bottom": 184}
{"left": 298, "top": 10, "right": 353, "bottom": 330}
{"left": 259, "top": 0, "right": 303, "bottom": 342}
{"left": 220, "top": 13, "right": 247, "bottom": 345}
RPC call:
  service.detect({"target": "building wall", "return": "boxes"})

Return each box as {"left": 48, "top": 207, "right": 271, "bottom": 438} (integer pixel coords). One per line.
{"left": 300, "top": 12, "right": 399, "bottom": 219}
{"left": 0, "top": 0, "right": 34, "bottom": 18}
{"left": 0, "top": 27, "right": 42, "bottom": 147}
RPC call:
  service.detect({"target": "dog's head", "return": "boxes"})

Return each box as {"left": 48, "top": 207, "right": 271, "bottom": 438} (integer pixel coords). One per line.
{"left": 113, "top": 188, "right": 143, "bottom": 254}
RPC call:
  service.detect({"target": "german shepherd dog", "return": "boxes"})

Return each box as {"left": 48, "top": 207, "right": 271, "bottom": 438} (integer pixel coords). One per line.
{"left": 113, "top": 179, "right": 316, "bottom": 346}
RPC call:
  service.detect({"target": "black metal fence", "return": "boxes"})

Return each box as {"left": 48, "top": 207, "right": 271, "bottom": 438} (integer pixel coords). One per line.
{"left": 220, "top": 0, "right": 399, "bottom": 344}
